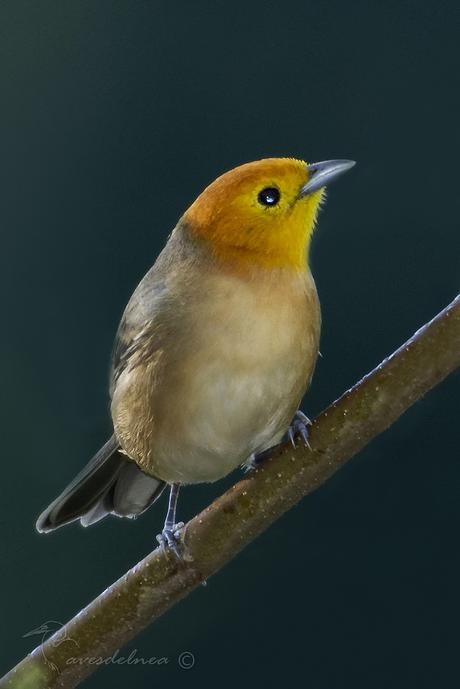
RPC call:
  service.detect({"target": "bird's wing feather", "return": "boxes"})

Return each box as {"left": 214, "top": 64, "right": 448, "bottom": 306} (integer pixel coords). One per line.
{"left": 110, "top": 266, "right": 168, "bottom": 396}
{"left": 109, "top": 222, "right": 199, "bottom": 396}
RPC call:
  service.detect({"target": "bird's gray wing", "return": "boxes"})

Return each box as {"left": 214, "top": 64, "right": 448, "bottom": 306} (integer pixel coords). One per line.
{"left": 109, "top": 264, "right": 168, "bottom": 397}
{"left": 109, "top": 222, "right": 199, "bottom": 396}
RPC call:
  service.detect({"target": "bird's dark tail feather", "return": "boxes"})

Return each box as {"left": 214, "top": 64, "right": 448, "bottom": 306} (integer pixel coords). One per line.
{"left": 36, "top": 436, "right": 166, "bottom": 533}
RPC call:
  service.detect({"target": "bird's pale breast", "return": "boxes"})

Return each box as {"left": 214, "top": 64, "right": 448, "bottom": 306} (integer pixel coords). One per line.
{"left": 111, "top": 262, "right": 320, "bottom": 484}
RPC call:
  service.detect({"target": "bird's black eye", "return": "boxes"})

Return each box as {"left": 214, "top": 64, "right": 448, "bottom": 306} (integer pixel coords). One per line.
{"left": 258, "top": 187, "right": 280, "bottom": 207}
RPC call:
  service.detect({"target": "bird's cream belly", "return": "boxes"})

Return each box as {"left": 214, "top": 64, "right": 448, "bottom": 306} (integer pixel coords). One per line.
{"left": 151, "top": 344, "right": 313, "bottom": 483}
{"left": 112, "top": 270, "right": 320, "bottom": 484}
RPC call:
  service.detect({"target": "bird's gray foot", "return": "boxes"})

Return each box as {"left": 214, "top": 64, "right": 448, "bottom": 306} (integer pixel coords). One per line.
{"left": 242, "top": 447, "right": 274, "bottom": 472}
{"left": 287, "top": 410, "right": 312, "bottom": 448}
{"left": 242, "top": 411, "right": 312, "bottom": 474}
{"left": 243, "top": 453, "right": 256, "bottom": 473}
{"left": 156, "top": 521, "right": 185, "bottom": 557}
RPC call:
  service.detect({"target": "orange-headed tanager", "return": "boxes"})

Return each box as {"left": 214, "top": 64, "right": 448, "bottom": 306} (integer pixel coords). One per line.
{"left": 36, "top": 157, "right": 355, "bottom": 553}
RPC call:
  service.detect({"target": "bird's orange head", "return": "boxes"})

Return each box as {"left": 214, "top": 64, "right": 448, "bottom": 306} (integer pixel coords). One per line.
{"left": 184, "top": 157, "right": 355, "bottom": 273}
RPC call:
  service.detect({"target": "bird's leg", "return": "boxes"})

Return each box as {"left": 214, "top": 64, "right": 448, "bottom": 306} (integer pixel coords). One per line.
{"left": 242, "top": 448, "right": 274, "bottom": 472}
{"left": 156, "top": 483, "right": 184, "bottom": 557}
{"left": 243, "top": 410, "right": 313, "bottom": 472}
{"left": 287, "top": 410, "right": 312, "bottom": 448}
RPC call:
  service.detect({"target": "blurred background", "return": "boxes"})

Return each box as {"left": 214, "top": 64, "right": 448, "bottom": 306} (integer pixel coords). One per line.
{"left": 0, "top": 1, "right": 459, "bottom": 687}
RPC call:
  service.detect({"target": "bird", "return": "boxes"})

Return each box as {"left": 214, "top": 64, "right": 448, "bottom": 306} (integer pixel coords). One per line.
{"left": 36, "top": 157, "right": 355, "bottom": 553}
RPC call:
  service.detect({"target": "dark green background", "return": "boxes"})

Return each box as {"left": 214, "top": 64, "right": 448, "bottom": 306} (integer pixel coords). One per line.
{"left": 1, "top": 1, "right": 459, "bottom": 687}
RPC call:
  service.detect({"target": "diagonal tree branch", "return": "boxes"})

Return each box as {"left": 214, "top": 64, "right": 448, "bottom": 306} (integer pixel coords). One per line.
{"left": 2, "top": 294, "right": 459, "bottom": 689}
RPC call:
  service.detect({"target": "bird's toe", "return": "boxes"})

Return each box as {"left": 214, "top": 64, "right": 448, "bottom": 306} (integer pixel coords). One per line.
{"left": 287, "top": 410, "right": 312, "bottom": 449}
{"left": 156, "top": 522, "right": 185, "bottom": 558}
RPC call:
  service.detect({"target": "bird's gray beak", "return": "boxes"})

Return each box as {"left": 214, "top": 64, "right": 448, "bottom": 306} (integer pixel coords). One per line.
{"left": 298, "top": 159, "right": 356, "bottom": 197}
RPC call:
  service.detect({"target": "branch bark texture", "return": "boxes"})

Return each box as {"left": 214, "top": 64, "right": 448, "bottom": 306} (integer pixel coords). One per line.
{"left": 2, "top": 294, "right": 459, "bottom": 689}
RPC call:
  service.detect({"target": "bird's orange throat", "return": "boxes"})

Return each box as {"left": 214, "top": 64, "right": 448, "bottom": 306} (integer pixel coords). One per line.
{"left": 183, "top": 195, "right": 322, "bottom": 274}
{"left": 179, "top": 157, "right": 325, "bottom": 275}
